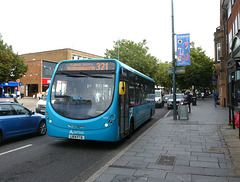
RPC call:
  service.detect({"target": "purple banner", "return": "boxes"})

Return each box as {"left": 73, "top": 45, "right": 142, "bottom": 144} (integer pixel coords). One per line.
{"left": 177, "top": 34, "right": 190, "bottom": 66}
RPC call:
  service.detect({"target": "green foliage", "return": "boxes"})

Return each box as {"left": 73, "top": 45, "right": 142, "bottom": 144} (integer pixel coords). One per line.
{"left": 157, "top": 62, "right": 172, "bottom": 88}
{"left": 176, "top": 42, "right": 214, "bottom": 90}
{"left": 105, "top": 39, "right": 159, "bottom": 81}
{"left": 0, "top": 37, "right": 28, "bottom": 84}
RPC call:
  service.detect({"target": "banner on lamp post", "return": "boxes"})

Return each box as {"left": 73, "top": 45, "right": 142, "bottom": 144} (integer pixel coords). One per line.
{"left": 177, "top": 33, "right": 190, "bottom": 66}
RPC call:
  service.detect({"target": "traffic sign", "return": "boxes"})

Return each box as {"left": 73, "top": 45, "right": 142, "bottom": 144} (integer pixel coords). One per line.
{"left": 168, "top": 67, "right": 185, "bottom": 74}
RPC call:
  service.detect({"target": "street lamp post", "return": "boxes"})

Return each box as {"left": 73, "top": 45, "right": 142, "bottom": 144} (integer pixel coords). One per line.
{"left": 171, "top": 0, "right": 177, "bottom": 120}
{"left": 117, "top": 39, "right": 120, "bottom": 61}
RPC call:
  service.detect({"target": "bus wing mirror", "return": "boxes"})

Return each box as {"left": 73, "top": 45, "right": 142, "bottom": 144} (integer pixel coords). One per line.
{"left": 119, "top": 81, "right": 126, "bottom": 95}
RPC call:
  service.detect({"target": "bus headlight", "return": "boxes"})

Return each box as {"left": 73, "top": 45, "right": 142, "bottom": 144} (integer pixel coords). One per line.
{"left": 105, "top": 123, "right": 109, "bottom": 127}
{"left": 49, "top": 120, "right": 52, "bottom": 124}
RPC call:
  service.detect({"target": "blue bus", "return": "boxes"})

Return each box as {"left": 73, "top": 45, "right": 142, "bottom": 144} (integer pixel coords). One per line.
{"left": 45, "top": 59, "right": 155, "bottom": 142}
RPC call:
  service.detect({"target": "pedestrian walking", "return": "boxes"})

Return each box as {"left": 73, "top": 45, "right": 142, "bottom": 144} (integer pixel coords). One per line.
{"left": 186, "top": 92, "right": 192, "bottom": 113}
{"left": 213, "top": 90, "right": 218, "bottom": 107}
{"left": 17, "top": 90, "right": 21, "bottom": 99}
{"left": 37, "top": 92, "right": 42, "bottom": 100}
{"left": 201, "top": 92, "right": 205, "bottom": 100}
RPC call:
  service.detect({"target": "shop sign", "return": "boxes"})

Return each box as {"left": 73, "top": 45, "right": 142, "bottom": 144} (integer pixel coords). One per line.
{"left": 42, "top": 78, "right": 51, "bottom": 85}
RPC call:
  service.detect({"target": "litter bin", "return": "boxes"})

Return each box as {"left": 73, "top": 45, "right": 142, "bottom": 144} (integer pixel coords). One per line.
{"left": 192, "top": 97, "right": 197, "bottom": 106}
{"left": 178, "top": 104, "right": 189, "bottom": 120}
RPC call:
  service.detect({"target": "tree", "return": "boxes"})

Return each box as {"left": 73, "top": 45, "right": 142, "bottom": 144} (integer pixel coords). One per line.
{"left": 0, "top": 36, "right": 28, "bottom": 84}
{"left": 156, "top": 61, "right": 172, "bottom": 88}
{"left": 105, "top": 39, "right": 159, "bottom": 80}
{"left": 176, "top": 42, "right": 214, "bottom": 90}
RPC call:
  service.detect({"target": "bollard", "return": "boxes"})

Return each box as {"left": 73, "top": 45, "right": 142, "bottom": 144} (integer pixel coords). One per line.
{"left": 229, "top": 105, "right": 232, "bottom": 124}
{"left": 232, "top": 106, "right": 235, "bottom": 129}
{"left": 239, "top": 112, "right": 240, "bottom": 138}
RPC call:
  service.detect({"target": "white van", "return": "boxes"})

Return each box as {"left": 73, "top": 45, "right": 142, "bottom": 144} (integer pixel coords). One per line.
{"left": 35, "top": 89, "right": 48, "bottom": 114}
{"left": 155, "top": 90, "right": 164, "bottom": 108}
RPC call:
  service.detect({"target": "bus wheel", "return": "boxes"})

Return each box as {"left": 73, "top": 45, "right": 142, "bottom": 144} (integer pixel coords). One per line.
{"left": 149, "top": 109, "right": 153, "bottom": 121}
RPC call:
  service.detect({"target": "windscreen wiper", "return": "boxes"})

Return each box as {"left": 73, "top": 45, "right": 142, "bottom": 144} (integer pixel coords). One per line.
{"left": 56, "top": 71, "right": 87, "bottom": 77}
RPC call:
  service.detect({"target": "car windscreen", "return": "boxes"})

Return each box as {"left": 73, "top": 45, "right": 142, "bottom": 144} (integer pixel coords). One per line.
{"left": 155, "top": 91, "right": 161, "bottom": 97}
{"left": 169, "top": 94, "right": 183, "bottom": 99}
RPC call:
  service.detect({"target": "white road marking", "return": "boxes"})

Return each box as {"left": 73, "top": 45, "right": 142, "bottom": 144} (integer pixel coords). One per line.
{"left": 0, "top": 144, "right": 33, "bottom": 156}
{"left": 164, "top": 110, "right": 172, "bottom": 118}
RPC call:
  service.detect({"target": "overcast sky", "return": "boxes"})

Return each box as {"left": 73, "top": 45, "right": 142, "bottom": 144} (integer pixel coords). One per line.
{"left": 1, "top": 0, "right": 220, "bottom": 62}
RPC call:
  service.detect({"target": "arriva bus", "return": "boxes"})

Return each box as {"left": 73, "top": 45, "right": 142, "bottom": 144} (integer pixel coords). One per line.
{"left": 45, "top": 59, "right": 155, "bottom": 142}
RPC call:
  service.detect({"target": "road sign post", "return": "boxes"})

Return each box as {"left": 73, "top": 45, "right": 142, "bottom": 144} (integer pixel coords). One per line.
{"left": 168, "top": 67, "right": 185, "bottom": 74}
{"left": 171, "top": 0, "right": 177, "bottom": 120}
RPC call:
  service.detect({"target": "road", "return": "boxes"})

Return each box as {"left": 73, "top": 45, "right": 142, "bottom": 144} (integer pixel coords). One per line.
{"left": 0, "top": 100, "right": 170, "bottom": 182}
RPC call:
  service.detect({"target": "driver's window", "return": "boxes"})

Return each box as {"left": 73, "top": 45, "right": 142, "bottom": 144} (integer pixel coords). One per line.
{"left": 12, "top": 105, "right": 30, "bottom": 115}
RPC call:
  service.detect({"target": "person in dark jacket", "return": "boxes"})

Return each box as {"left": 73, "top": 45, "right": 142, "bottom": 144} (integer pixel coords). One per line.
{"left": 186, "top": 92, "right": 192, "bottom": 113}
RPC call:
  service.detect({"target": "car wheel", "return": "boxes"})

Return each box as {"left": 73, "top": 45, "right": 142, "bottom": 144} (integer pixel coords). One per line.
{"left": 38, "top": 120, "right": 47, "bottom": 136}
{"left": 161, "top": 102, "right": 164, "bottom": 108}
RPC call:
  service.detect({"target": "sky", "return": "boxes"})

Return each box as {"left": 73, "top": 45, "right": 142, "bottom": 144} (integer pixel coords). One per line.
{"left": 0, "top": 0, "right": 220, "bottom": 62}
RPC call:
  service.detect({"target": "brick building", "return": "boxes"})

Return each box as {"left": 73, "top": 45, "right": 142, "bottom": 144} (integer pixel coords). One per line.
{"left": 214, "top": 0, "right": 240, "bottom": 107}
{"left": 214, "top": 1, "right": 228, "bottom": 107}
{"left": 20, "top": 48, "right": 103, "bottom": 97}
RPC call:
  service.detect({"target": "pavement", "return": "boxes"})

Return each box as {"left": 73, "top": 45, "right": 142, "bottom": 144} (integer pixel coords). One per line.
{"left": 0, "top": 97, "right": 38, "bottom": 111}
{"left": 86, "top": 98, "right": 240, "bottom": 182}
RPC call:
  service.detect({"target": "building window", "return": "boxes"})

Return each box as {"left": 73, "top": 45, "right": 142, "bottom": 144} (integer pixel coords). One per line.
{"left": 232, "top": 0, "right": 235, "bottom": 6}
{"left": 72, "top": 54, "right": 91, "bottom": 60}
{"left": 236, "top": 71, "right": 240, "bottom": 80}
{"left": 229, "top": 29, "right": 232, "bottom": 53}
{"left": 228, "top": 1, "right": 231, "bottom": 18}
{"left": 233, "top": 22, "right": 235, "bottom": 36}
{"left": 216, "top": 43, "right": 221, "bottom": 62}
{"left": 234, "top": 17, "right": 238, "bottom": 35}
{"left": 42, "top": 61, "right": 57, "bottom": 79}
{"left": 238, "top": 11, "right": 240, "bottom": 30}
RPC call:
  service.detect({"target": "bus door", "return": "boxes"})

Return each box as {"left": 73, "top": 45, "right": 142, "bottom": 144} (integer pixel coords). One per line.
{"left": 119, "top": 80, "right": 129, "bottom": 139}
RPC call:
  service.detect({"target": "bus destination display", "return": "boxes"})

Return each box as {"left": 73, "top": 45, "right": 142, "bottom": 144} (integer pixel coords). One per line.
{"left": 65, "top": 62, "right": 115, "bottom": 71}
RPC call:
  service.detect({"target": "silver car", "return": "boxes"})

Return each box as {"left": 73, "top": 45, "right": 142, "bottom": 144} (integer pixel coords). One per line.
{"left": 167, "top": 94, "right": 185, "bottom": 109}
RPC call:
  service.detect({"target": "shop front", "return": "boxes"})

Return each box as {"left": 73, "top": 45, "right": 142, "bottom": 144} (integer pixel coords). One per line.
{"left": 42, "top": 78, "right": 51, "bottom": 94}
{"left": 228, "top": 36, "right": 240, "bottom": 131}
{"left": 0, "top": 82, "right": 18, "bottom": 98}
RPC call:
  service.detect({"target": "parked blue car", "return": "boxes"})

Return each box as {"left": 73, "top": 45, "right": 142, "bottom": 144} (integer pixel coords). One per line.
{"left": 0, "top": 103, "right": 46, "bottom": 143}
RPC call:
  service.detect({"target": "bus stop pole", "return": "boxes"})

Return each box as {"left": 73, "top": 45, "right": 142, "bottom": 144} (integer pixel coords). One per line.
{"left": 171, "top": 0, "right": 177, "bottom": 120}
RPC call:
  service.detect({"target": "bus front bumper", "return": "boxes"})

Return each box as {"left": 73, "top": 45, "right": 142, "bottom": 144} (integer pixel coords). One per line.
{"left": 47, "top": 123, "right": 119, "bottom": 142}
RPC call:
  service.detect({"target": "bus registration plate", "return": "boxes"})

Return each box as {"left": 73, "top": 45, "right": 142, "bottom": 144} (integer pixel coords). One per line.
{"left": 69, "top": 135, "right": 85, "bottom": 140}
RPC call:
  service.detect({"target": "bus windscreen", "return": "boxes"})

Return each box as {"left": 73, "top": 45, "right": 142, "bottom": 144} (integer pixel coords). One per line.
{"left": 50, "top": 62, "right": 116, "bottom": 120}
